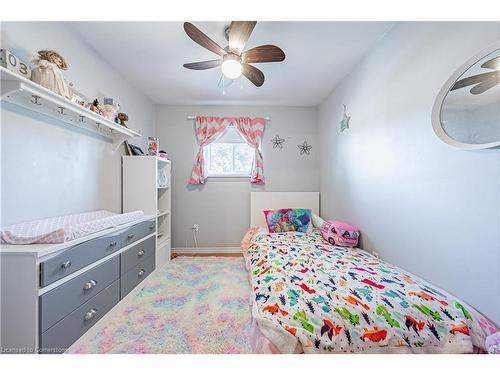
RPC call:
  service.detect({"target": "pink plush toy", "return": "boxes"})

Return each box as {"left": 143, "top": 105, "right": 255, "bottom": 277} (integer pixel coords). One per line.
{"left": 320, "top": 220, "right": 359, "bottom": 247}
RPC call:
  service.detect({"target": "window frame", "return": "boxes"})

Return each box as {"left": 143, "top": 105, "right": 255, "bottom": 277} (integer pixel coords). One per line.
{"left": 204, "top": 141, "right": 254, "bottom": 179}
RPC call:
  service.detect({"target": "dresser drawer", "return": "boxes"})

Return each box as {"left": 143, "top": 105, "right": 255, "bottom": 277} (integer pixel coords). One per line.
{"left": 40, "top": 232, "right": 120, "bottom": 287}
{"left": 39, "top": 256, "right": 119, "bottom": 333}
{"left": 121, "top": 220, "right": 155, "bottom": 248}
{"left": 120, "top": 236, "right": 155, "bottom": 275}
{"left": 120, "top": 255, "right": 155, "bottom": 299}
{"left": 39, "top": 280, "right": 119, "bottom": 354}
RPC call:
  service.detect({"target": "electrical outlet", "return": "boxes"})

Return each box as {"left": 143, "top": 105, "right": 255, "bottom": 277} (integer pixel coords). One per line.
{"left": 192, "top": 224, "right": 199, "bottom": 232}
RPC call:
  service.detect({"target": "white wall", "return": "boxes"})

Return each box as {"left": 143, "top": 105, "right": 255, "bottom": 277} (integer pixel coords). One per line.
{"left": 318, "top": 22, "right": 500, "bottom": 324}
{"left": 156, "top": 105, "right": 319, "bottom": 249}
{"left": 1, "top": 22, "right": 156, "bottom": 226}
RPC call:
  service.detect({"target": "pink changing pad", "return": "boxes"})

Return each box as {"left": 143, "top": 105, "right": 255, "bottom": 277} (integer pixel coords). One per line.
{"left": 1, "top": 210, "right": 145, "bottom": 245}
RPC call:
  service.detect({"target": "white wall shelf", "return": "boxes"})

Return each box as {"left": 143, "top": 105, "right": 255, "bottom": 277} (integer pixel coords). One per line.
{"left": 0, "top": 67, "right": 141, "bottom": 151}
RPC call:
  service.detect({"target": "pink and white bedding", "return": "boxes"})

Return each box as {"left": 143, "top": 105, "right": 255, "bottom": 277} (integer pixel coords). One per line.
{"left": 1, "top": 210, "right": 145, "bottom": 244}
{"left": 243, "top": 229, "right": 498, "bottom": 354}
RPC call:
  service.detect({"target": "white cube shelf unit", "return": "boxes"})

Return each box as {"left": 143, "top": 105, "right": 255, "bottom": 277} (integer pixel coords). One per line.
{"left": 122, "top": 156, "right": 171, "bottom": 267}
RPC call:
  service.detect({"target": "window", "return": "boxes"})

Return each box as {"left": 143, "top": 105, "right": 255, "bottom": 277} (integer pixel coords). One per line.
{"left": 204, "top": 127, "right": 254, "bottom": 177}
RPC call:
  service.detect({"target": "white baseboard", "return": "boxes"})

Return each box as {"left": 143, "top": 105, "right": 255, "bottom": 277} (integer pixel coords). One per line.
{"left": 172, "top": 247, "right": 242, "bottom": 254}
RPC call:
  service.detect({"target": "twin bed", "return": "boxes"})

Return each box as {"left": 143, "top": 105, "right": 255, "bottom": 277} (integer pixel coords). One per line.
{"left": 68, "top": 192, "right": 497, "bottom": 354}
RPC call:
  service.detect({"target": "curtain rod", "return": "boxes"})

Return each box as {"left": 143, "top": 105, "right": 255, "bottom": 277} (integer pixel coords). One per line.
{"left": 186, "top": 116, "right": 270, "bottom": 121}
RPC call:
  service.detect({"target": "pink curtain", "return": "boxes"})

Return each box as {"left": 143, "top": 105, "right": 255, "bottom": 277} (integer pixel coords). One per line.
{"left": 235, "top": 117, "right": 266, "bottom": 184}
{"left": 188, "top": 116, "right": 227, "bottom": 185}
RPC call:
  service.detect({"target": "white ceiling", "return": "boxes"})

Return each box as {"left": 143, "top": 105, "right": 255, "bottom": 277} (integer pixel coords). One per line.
{"left": 71, "top": 22, "right": 394, "bottom": 106}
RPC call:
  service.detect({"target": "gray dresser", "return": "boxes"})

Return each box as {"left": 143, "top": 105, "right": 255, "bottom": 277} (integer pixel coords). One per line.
{"left": 0, "top": 217, "right": 157, "bottom": 354}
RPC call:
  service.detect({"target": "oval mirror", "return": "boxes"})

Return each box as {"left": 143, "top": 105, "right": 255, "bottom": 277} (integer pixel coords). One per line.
{"left": 432, "top": 43, "right": 500, "bottom": 149}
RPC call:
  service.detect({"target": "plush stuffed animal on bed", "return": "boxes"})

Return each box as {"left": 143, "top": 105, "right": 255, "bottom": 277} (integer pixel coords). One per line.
{"left": 320, "top": 220, "right": 359, "bottom": 247}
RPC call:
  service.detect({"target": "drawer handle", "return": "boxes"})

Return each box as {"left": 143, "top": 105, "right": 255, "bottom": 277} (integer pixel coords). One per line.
{"left": 137, "top": 249, "right": 145, "bottom": 257}
{"left": 83, "top": 279, "right": 97, "bottom": 291}
{"left": 138, "top": 269, "right": 145, "bottom": 277}
{"left": 110, "top": 241, "right": 118, "bottom": 247}
{"left": 83, "top": 308, "right": 98, "bottom": 322}
{"left": 61, "top": 261, "right": 71, "bottom": 269}
{"left": 127, "top": 234, "right": 135, "bottom": 240}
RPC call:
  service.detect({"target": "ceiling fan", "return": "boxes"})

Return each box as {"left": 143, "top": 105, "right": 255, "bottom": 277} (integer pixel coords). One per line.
{"left": 182, "top": 21, "right": 285, "bottom": 87}
{"left": 450, "top": 55, "right": 500, "bottom": 95}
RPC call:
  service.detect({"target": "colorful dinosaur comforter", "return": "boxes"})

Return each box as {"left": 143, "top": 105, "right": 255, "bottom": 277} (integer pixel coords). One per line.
{"left": 244, "top": 230, "right": 495, "bottom": 354}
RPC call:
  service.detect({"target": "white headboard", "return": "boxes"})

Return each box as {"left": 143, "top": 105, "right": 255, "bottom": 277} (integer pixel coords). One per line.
{"left": 250, "top": 192, "right": 320, "bottom": 228}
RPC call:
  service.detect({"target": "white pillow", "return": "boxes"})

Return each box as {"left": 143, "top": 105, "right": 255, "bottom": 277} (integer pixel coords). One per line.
{"left": 311, "top": 213, "right": 326, "bottom": 230}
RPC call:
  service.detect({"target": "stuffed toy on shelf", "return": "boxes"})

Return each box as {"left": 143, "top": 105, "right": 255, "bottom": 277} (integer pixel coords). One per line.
{"left": 101, "top": 104, "right": 117, "bottom": 121}
{"left": 89, "top": 99, "right": 106, "bottom": 117}
{"left": 102, "top": 97, "right": 120, "bottom": 121}
{"left": 116, "top": 112, "right": 129, "bottom": 128}
{"left": 31, "top": 50, "right": 73, "bottom": 99}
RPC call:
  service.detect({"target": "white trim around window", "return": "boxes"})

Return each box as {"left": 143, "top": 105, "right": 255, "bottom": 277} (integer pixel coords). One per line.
{"left": 204, "top": 139, "right": 254, "bottom": 178}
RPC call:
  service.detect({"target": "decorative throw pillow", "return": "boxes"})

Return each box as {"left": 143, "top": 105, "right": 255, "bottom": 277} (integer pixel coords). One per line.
{"left": 311, "top": 213, "right": 326, "bottom": 229}
{"left": 264, "top": 208, "right": 312, "bottom": 233}
{"left": 319, "top": 220, "right": 359, "bottom": 247}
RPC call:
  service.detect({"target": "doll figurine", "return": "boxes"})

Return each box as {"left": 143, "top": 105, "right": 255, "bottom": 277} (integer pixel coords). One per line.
{"left": 31, "top": 50, "right": 72, "bottom": 99}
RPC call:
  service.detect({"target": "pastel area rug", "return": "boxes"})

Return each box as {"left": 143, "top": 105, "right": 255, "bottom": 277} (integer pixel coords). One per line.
{"left": 67, "top": 257, "right": 253, "bottom": 354}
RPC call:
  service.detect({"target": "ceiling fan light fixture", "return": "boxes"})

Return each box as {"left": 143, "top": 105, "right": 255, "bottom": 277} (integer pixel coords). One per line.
{"left": 183, "top": 21, "right": 282, "bottom": 87}
{"left": 221, "top": 54, "right": 242, "bottom": 79}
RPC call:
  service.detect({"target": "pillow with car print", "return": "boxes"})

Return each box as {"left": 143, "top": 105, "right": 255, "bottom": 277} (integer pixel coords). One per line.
{"left": 320, "top": 220, "right": 359, "bottom": 247}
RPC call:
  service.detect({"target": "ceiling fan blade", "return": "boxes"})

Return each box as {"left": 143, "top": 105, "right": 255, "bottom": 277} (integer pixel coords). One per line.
{"left": 242, "top": 63, "right": 264, "bottom": 87}
{"left": 184, "top": 22, "right": 225, "bottom": 56}
{"left": 183, "top": 59, "right": 221, "bottom": 70}
{"left": 228, "top": 21, "right": 257, "bottom": 54}
{"left": 470, "top": 76, "right": 500, "bottom": 95}
{"left": 451, "top": 71, "right": 499, "bottom": 91}
{"left": 243, "top": 45, "right": 286, "bottom": 63}
{"left": 481, "top": 56, "right": 500, "bottom": 70}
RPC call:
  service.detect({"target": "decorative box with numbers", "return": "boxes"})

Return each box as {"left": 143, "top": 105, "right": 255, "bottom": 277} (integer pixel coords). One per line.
{"left": 0, "top": 49, "right": 32, "bottom": 79}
